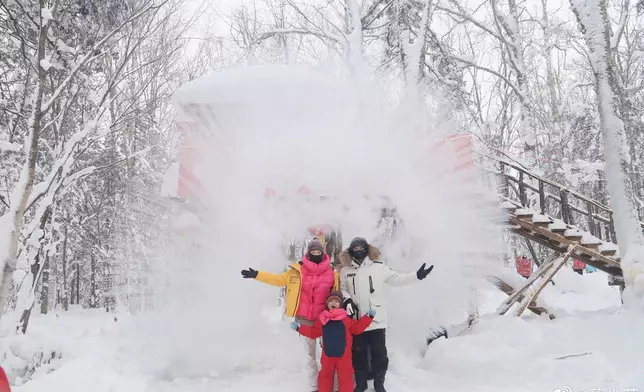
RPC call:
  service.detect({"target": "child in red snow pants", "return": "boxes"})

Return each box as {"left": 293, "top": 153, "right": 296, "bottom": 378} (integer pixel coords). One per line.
{"left": 292, "top": 291, "right": 374, "bottom": 392}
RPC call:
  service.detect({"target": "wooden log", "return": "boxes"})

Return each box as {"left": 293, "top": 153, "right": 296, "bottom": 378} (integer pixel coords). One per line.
{"left": 514, "top": 245, "right": 577, "bottom": 317}
{"left": 487, "top": 276, "right": 554, "bottom": 318}
{"left": 496, "top": 255, "right": 557, "bottom": 316}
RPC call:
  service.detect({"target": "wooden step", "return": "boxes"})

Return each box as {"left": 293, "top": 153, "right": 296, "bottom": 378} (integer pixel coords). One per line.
{"left": 515, "top": 209, "right": 534, "bottom": 219}
{"left": 564, "top": 229, "right": 583, "bottom": 242}
{"left": 531, "top": 213, "right": 551, "bottom": 228}
{"left": 582, "top": 243, "right": 600, "bottom": 252}
{"left": 500, "top": 201, "right": 517, "bottom": 214}
{"left": 599, "top": 243, "right": 618, "bottom": 257}
{"left": 549, "top": 220, "right": 567, "bottom": 234}
{"left": 601, "top": 248, "right": 617, "bottom": 257}
{"left": 581, "top": 234, "right": 602, "bottom": 250}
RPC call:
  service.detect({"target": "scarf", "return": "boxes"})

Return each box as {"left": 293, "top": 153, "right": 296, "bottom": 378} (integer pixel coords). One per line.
{"left": 319, "top": 308, "right": 348, "bottom": 325}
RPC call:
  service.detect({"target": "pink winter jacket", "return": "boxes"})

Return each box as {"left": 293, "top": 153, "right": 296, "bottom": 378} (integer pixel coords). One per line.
{"left": 296, "top": 254, "right": 335, "bottom": 320}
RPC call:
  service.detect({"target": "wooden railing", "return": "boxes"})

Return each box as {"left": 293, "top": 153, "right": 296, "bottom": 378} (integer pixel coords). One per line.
{"left": 476, "top": 152, "right": 644, "bottom": 245}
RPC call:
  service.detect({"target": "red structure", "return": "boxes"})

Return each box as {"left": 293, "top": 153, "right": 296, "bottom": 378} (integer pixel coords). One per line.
{"left": 0, "top": 366, "right": 10, "bottom": 392}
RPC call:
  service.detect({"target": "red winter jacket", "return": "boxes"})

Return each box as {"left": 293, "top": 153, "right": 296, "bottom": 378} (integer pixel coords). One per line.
{"left": 298, "top": 310, "right": 373, "bottom": 359}
{"left": 515, "top": 256, "right": 532, "bottom": 277}
{"left": 572, "top": 259, "right": 586, "bottom": 270}
{"left": 0, "top": 366, "right": 10, "bottom": 392}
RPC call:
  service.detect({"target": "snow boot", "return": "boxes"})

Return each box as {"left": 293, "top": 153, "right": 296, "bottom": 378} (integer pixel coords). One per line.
{"left": 354, "top": 373, "right": 368, "bottom": 392}
{"left": 373, "top": 371, "right": 387, "bottom": 392}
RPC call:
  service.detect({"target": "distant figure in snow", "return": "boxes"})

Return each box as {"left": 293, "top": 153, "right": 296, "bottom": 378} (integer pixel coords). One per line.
{"left": 0, "top": 366, "right": 10, "bottom": 392}
{"left": 339, "top": 237, "right": 434, "bottom": 392}
{"left": 572, "top": 259, "right": 586, "bottom": 275}
{"left": 241, "top": 239, "right": 339, "bottom": 392}
{"left": 515, "top": 255, "right": 532, "bottom": 279}
{"left": 291, "top": 291, "right": 375, "bottom": 392}
{"left": 586, "top": 265, "right": 597, "bottom": 273}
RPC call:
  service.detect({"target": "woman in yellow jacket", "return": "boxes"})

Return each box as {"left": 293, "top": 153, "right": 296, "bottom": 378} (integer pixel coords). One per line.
{"left": 241, "top": 239, "right": 340, "bottom": 392}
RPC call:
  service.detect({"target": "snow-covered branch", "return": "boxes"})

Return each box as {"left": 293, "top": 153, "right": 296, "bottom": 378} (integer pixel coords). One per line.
{"left": 41, "top": 0, "right": 168, "bottom": 114}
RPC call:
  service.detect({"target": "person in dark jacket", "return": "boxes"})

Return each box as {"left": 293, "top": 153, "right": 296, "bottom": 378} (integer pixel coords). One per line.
{"left": 291, "top": 291, "right": 375, "bottom": 392}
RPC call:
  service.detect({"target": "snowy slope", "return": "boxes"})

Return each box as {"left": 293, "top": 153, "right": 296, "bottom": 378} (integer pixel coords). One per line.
{"left": 5, "top": 269, "right": 643, "bottom": 392}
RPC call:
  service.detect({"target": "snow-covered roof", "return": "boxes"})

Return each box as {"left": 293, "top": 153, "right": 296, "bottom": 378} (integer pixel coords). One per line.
{"left": 172, "top": 65, "right": 351, "bottom": 110}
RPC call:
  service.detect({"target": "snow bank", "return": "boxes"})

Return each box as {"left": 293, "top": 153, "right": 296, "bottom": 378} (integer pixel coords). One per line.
{"left": 422, "top": 309, "right": 644, "bottom": 390}
{"left": 0, "top": 307, "right": 121, "bottom": 385}
{"left": 7, "top": 265, "right": 644, "bottom": 392}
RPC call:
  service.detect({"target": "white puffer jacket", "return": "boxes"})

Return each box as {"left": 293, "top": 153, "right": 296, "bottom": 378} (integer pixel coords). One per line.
{"left": 340, "top": 258, "right": 418, "bottom": 331}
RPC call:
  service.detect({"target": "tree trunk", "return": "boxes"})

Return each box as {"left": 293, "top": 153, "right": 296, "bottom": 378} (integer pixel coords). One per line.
{"left": 570, "top": 0, "right": 644, "bottom": 305}
{"left": 62, "top": 225, "right": 69, "bottom": 311}
{"left": 540, "top": 0, "right": 560, "bottom": 124}
{"left": 0, "top": 0, "right": 52, "bottom": 323}
{"left": 18, "top": 256, "right": 42, "bottom": 334}
{"left": 345, "top": 0, "right": 366, "bottom": 83}
{"left": 76, "top": 263, "right": 80, "bottom": 306}
{"left": 40, "top": 252, "right": 50, "bottom": 314}
{"left": 90, "top": 253, "right": 98, "bottom": 308}
{"left": 19, "top": 207, "right": 52, "bottom": 333}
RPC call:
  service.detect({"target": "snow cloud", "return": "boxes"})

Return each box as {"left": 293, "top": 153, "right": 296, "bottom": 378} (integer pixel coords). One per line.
{"left": 138, "top": 65, "right": 505, "bottom": 377}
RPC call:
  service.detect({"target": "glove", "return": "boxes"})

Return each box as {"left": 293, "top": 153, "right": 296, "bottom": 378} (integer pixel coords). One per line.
{"left": 416, "top": 263, "right": 434, "bottom": 280}
{"left": 290, "top": 321, "right": 301, "bottom": 331}
{"left": 366, "top": 308, "right": 376, "bottom": 318}
{"left": 241, "top": 268, "right": 258, "bottom": 279}
{"left": 344, "top": 298, "right": 359, "bottom": 318}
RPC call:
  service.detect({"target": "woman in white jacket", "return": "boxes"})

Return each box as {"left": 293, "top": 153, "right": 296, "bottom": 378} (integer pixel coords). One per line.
{"left": 339, "top": 237, "right": 433, "bottom": 392}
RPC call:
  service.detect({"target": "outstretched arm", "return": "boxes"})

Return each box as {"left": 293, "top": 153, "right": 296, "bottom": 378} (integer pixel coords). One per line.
{"left": 383, "top": 263, "right": 433, "bottom": 286}
{"left": 298, "top": 319, "right": 323, "bottom": 339}
{"left": 349, "top": 314, "right": 374, "bottom": 335}
{"left": 382, "top": 265, "right": 419, "bottom": 286}
{"left": 254, "top": 270, "right": 289, "bottom": 287}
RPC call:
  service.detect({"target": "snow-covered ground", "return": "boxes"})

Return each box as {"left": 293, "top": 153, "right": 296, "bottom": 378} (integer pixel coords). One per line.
{"left": 3, "top": 267, "right": 642, "bottom": 392}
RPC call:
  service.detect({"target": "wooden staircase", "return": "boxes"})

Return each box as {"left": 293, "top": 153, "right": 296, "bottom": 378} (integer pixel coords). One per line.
{"left": 474, "top": 152, "right": 644, "bottom": 316}
{"left": 476, "top": 152, "right": 642, "bottom": 285}
{"left": 503, "top": 200, "right": 623, "bottom": 283}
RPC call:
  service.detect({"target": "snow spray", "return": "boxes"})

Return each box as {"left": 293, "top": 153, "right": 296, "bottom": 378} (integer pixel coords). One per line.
{"left": 146, "top": 65, "right": 505, "bottom": 377}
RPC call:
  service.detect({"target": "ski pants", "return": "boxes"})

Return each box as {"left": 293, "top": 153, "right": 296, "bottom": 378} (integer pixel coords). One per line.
{"left": 353, "top": 328, "right": 388, "bottom": 390}
{"left": 318, "top": 354, "right": 354, "bottom": 392}
{"left": 296, "top": 317, "right": 319, "bottom": 390}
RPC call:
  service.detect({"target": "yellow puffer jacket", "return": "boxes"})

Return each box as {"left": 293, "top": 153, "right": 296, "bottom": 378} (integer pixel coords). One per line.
{"left": 256, "top": 262, "right": 340, "bottom": 317}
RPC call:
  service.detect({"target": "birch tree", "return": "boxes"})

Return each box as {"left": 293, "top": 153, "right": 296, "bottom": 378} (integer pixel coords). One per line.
{"left": 569, "top": 0, "right": 644, "bottom": 304}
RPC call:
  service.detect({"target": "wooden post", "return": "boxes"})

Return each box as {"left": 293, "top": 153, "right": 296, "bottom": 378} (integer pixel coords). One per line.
{"left": 497, "top": 254, "right": 557, "bottom": 316}
{"left": 525, "top": 238, "right": 541, "bottom": 267}
{"left": 518, "top": 171, "right": 527, "bottom": 206}
{"left": 608, "top": 213, "right": 617, "bottom": 244}
{"left": 560, "top": 189, "right": 573, "bottom": 224}
{"left": 586, "top": 201, "right": 596, "bottom": 236}
{"left": 514, "top": 245, "right": 577, "bottom": 317}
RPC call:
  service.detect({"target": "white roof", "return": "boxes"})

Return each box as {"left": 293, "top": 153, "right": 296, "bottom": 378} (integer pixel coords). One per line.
{"left": 172, "top": 65, "right": 352, "bottom": 109}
